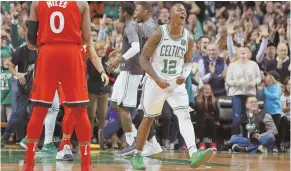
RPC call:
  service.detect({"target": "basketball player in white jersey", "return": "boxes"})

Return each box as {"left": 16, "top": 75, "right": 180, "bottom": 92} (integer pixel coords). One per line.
{"left": 131, "top": 4, "right": 214, "bottom": 170}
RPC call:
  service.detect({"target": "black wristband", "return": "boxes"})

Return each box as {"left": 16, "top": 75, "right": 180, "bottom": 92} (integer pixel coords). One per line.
{"left": 27, "top": 20, "right": 39, "bottom": 47}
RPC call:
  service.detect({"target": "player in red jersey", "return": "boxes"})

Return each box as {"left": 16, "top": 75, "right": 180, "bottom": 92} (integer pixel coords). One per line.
{"left": 23, "top": 1, "right": 96, "bottom": 171}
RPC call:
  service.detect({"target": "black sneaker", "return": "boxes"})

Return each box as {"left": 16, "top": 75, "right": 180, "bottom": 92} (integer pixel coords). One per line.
{"left": 232, "top": 144, "right": 246, "bottom": 152}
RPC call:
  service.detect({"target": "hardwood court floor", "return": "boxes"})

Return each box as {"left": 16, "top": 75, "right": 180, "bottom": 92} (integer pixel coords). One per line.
{"left": 0, "top": 148, "right": 290, "bottom": 171}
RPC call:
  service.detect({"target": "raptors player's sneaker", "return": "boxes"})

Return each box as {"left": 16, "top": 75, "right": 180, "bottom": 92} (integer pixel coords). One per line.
{"left": 56, "top": 144, "right": 74, "bottom": 161}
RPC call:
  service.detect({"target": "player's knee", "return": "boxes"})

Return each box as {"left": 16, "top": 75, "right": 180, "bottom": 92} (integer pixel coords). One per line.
{"left": 139, "top": 117, "right": 154, "bottom": 129}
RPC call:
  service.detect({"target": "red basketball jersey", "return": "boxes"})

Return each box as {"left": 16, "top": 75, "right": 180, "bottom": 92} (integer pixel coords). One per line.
{"left": 37, "top": 1, "right": 82, "bottom": 46}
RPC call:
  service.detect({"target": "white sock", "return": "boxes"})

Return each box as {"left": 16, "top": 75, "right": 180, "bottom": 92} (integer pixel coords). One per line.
{"left": 175, "top": 110, "right": 198, "bottom": 157}
{"left": 44, "top": 110, "right": 58, "bottom": 145}
{"left": 188, "top": 146, "right": 197, "bottom": 157}
{"left": 125, "top": 132, "right": 134, "bottom": 146}
{"left": 135, "top": 149, "right": 142, "bottom": 154}
{"left": 132, "top": 124, "right": 137, "bottom": 137}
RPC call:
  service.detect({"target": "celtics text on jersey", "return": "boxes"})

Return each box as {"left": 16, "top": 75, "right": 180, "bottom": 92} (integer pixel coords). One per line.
{"left": 150, "top": 24, "right": 189, "bottom": 80}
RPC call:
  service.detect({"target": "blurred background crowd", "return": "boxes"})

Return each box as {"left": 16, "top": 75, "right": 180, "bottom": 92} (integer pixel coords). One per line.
{"left": 1, "top": 1, "right": 290, "bottom": 153}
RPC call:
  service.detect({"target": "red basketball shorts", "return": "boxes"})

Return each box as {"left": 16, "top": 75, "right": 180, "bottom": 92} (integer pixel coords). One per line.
{"left": 30, "top": 43, "right": 89, "bottom": 107}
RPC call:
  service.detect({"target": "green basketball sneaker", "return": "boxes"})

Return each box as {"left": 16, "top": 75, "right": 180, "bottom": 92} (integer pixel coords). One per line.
{"left": 189, "top": 148, "right": 214, "bottom": 168}
{"left": 19, "top": 137, "right": 27, "bottom": 149}
{"left": 131, "top": 152, "right": 146, "bottom": 170}
{"left": 41, "top": 142, "right": 58, "bottom": 154}
{"left": 19, "top": 136, "right": 41, "bottom": 153}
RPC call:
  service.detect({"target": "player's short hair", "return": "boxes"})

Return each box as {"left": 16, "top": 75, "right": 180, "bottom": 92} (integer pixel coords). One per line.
{"left": 120, "top": 2, "right": 135, "bottom": 16}
{"left": 170, "top": 3, "right": 184, "bottom": 13}
{"left": 136, "top": 2, "right": 152, "bottom": 12}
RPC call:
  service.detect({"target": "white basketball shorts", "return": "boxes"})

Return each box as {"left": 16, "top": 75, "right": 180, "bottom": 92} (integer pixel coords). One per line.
{"left": 111, "top": 71, "right": 143, "bottom": 108}
{"left": 140, "top": 76, "right": 189, "bottom": 117}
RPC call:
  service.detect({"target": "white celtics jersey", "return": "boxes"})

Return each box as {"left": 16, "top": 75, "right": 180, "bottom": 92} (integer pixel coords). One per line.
{"left": 150, "top": 24, "right": 189, "bottom": 80}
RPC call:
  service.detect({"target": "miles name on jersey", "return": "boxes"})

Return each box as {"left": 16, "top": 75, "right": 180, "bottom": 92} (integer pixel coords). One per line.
{"left": 46, "top": 1, "right": 68, "bottom": 8}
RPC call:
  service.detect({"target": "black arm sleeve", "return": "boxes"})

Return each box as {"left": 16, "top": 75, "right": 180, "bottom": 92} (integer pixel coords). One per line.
{"left": 27, "top": 20, "right": 39, "bottom": 47}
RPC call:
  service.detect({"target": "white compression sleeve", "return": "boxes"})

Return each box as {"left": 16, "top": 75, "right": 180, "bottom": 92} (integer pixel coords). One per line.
{"left": 182, "top": 63, "right": 193, "bottom": 78}
{"left": 44, "top": 91, "right": 59, "bottom": 145}
{"left": 122, "top": 42, "right": 140, "bottom": 60}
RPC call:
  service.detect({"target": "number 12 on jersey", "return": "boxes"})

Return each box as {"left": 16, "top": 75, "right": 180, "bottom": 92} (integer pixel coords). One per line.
{"left": 161, "top": 59, "right": 177, "bottom": 74}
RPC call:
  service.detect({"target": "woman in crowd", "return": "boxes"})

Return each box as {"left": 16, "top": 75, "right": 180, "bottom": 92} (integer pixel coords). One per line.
{"left": 226, "top": 46, "right": 261, "bottom": 135}
{"left": 87, "top": 41, "right": 109, "bottom": 140}
{"left": 195, "top": 84, "right": 220, "bottom": 151}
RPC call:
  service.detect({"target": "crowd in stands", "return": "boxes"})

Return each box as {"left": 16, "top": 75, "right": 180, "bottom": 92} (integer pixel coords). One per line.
{"left": 1, "top": 1, "right": 290, "bottom": 153}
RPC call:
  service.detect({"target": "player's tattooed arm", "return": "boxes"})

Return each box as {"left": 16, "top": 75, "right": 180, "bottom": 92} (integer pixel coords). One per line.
{"left": 27, "top": 1, "right": 39, "bottom": 48}
{"left": 140, "top": 27, "right": 162, "bottom": 82}
{"left": 78, "top": 1, "right": 91, "bottom": 44}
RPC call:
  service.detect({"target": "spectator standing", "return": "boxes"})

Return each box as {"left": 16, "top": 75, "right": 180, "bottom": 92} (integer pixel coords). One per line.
{"left": 87, "top": 41, "right": 109, "bottom": 139}
{"left": 226, "top": 46, "right": 261, "bottom": 135}
{"left": 258, "top": 71, "right": 282, "bottom": 151}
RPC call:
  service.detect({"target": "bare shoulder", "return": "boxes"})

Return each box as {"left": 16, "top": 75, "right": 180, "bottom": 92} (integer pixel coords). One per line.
{"left": 76, "top": 1, "right": 89, "bottom": 13}
{"left": 141, "top": 27, "right": 162, "bottom": 58}
{"left": 151, "top": 26, "right": 162, "bottom": 37}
